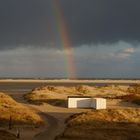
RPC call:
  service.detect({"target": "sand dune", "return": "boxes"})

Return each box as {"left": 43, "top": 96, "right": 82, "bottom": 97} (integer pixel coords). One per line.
{"left": 0, "top": 92, "right": 43, "bottom": 126}
{"left": 56, "top": 109, "right": 140, "bottom": 140}
{"left": 24, "top": 85, "right": 131, "bottom": 105}
{"left": 0, "top": 92, "right": 45, "bottom": 140}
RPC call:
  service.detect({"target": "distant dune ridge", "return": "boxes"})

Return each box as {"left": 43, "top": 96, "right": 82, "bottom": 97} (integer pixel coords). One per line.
{"left": 25, "top": 84, "right": 140, "bottom": 106}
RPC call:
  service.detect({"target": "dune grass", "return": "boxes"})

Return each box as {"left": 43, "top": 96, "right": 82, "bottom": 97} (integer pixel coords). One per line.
{"left": 24, "top": 85, "right": 130, "bottom": 104}
{"left": 126, "top": 84, "right": 140, "bottom": 105}
{"left": 56, "top": 109, "right": 140, "bottom": 140}
{"left": 0, "top": 92, "right": 43, "bottom": 127}
{"left": 107, "top": 84, "right": 140, "bottom": 105}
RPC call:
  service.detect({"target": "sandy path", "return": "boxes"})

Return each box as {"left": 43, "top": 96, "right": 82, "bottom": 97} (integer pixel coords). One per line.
{"left": 34, "top": 113, "right": 59, "bottom": 140}
{"left": 28, "top": 103, "right": 89, "bottom": 140}
{"left": 10, "top": 93, "right": 69, "bottom": 140}
{"left": 10, "top": 92, "right": 93, "bottom": 140}
{"left": 7, "top": 93, "right": 59, "bottom": 140}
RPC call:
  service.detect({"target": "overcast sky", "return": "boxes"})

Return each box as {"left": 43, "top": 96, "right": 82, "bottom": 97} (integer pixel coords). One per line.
{"left": 0, "top": 0, "right": 140, "bottom": 78}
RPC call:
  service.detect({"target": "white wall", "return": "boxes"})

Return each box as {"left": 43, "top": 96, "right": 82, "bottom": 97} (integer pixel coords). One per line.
{"left": 91, "top": 98, "right": 106, "bottom": 109}
{"left": 68, "top": 98, "right": 91, "bottom": 108}
{"left": 68, "top": 97, "right": 107, "bottom": 109}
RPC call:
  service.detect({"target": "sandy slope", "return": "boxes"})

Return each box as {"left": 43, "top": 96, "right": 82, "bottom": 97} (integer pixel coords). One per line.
{"left": 0, "top": 92, "right": 44, "bottom": 140}
{"left": 56, "top": 109, "right": 140, "bottom": 140}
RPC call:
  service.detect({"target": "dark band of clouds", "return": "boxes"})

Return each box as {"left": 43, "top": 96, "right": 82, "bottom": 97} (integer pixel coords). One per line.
{"left": 0, "top": 0, "right": 140, "bottom": 49}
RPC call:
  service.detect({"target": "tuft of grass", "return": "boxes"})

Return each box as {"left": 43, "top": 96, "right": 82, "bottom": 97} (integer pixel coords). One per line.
{"left": 108, "top": 84, "right": 140, "bottom": 105}
{"left": 128, "top": 84, "right": 140, "bottom": 95}
{"left": 75, "top": 85, "right": 90, "bottom": 94}
{"left": 120, "top": 94, "right": 140, "bottom": 105}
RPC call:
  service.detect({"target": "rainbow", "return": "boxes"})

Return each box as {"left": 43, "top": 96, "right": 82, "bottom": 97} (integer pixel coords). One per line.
{"left": 51, "top": 0, "right": 76, "bottom": 79}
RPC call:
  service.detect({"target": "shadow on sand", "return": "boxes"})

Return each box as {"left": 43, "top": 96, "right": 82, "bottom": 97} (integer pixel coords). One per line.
{"left": 27, "top": 99, "right": 68, "bottom": 108}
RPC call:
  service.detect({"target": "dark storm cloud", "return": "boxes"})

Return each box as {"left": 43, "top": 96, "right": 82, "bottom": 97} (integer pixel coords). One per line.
{"left": 0, "top": 0, "right": 140, "bottom": 49}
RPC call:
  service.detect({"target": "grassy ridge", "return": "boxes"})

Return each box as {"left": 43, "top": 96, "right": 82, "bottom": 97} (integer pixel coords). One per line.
{"left": 0, "top": 92, "right": 43, "bottom": 127}
{"left": 24, "top": 84, "right": 140, "bottom": 106}
{"left": 56, "top": 109, "right": 140, "bottom": 140}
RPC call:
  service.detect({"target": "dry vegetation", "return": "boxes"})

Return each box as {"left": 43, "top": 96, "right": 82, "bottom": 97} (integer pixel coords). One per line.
{"left": 108, "top": 84, "right": 140, "bottom": 105}
{"left": 24, "top": 84, "right": 140, "bottom": 107}
{"left": 0, "top": 92, "right": 43, "bottom": 127}
{"left": 24, "top": 85, "right": 131, "bottom": 106}
{"left": 127, "top": 84, "right": 140, "bottom": 105}
{"left": 24, "top": 85, "right": 93, "bottom": 106}
{"left": 56, "top": 109, "right": 140, "bottom": 140}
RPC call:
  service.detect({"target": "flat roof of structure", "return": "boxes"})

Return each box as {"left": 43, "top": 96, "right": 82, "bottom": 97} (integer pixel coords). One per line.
{"left": 68, "top": 96, "right": 92, "bottom": 98}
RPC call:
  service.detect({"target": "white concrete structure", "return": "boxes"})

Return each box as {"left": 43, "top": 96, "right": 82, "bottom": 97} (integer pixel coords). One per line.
{"left": 91, "top": 98, "right": 106, "bottom": 109}
{"left": 68, "top": 96, "right": 106, "bottom": 109}
{"left": 68, "top": 96, "right": 91, "bottom": 108}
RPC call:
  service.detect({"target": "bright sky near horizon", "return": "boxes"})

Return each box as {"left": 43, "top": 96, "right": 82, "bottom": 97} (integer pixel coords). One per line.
{"left": 0, "top": 0, "right": 140, "bottom": 78}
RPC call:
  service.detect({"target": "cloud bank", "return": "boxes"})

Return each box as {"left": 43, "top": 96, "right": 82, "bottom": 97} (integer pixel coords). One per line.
{"left": 0, "top": 42, "right": 139, "bottom": 78}
{"left": 0, "top": 0, "right": 140, "bottom": 49}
